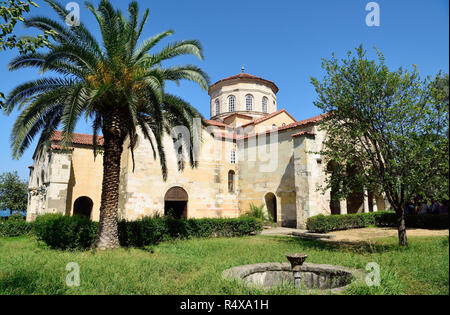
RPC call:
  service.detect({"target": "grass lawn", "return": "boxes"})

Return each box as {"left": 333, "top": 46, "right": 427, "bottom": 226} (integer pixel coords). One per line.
{"left": 0, "top": 234, "right": 448, "bottom": 295}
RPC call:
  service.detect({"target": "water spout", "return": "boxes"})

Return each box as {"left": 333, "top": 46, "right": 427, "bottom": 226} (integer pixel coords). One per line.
{"left": 286, "top": 253, "right": 308, "bottom": 288}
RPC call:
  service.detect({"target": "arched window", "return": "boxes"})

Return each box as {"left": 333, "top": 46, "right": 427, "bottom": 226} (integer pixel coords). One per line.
{"left": 230, "top": 149, "right": 236, "bottom": 164}
{"left": 272, "top": 124, "right": 277, "bottom": 130}
{"left": 215, "top": 99, "right": 220, "bottom": 115}
{"left": 262, "top": 97, "right": 268, "bottom": 113}
{"left": 245, "top": 94, "right": 253, "bottom": 111}
{"left": 228, "top": 170, "right": 235, "bottom": 193}
{"left": 228, "top": 95, "right": 235, "bottom": 112}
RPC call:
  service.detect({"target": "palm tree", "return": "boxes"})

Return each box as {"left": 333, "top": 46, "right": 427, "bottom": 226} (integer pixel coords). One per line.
{"left": 4, "top": 0, "right": 209, "bottom": 249}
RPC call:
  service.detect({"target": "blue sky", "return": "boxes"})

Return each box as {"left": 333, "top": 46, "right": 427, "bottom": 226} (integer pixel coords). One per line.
{"left": 0, "top": 0, "right": 448, "bottom": 180}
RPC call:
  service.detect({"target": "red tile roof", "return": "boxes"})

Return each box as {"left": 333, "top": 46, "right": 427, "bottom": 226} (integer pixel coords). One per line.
{"left": 240, "top": 109, "right": 297, "bottom": 128}
{"left": 203, "top": 119, "right": 229, "bottom": 128}
{"left": 209, "top": 73, "right": 279, "bottom": 94}
{"left": 278, "top": 113, "right": 327, "bottom": 132}
{"left": 222, "top": 113, "right": 254, "bottom": 120}
{"left": 51, "top": 131, "right": 104, "bottom": 146}
{"left": 291, "top": 131, "right": 315, "bottom": 137}
{"left": 239, "top": 113, "right": 326, "bottom": 140}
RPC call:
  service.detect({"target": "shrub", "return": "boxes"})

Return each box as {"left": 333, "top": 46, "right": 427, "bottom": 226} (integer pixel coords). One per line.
{"left": 33, "top": 214, "right": 263, "bottom": 250}
{"left": 242, "top": 204, "right": 273, "bottom": 225}
{"left": 119, "top": 216, "right": 263, "bottom": 248}
{"left": 33, "top": 214, "right": 98, "bottom": 250}
{"left": 307, "top": 211, "right": 449, "bottom": 233}
{"left": 0, "top": 216, "right": 32, "bottom": 237}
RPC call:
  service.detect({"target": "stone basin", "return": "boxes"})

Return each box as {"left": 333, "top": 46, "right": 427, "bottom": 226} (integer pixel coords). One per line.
{"left": 222, "top": 262, "right": 365, "bottom": 294}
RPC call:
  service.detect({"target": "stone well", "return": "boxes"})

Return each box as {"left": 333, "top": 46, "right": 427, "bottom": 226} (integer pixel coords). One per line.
{"left": 222, "top": 262, "right": 365, "bottom": 293}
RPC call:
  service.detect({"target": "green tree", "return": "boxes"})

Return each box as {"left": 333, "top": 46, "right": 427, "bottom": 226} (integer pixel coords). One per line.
{"left": 1, "top": 0, "right": 53, "bottom": 107}
{"left": 0, "top": 0, "right": 51, "bottom": 53}
{"left": 0, "top": 171, "right": 28, "bottom": 213}
{"left": 311, "top": 46, "right": 449, "bottom": 246}
{"left": 4, "top": 0, "right": 209, "bottom": 249}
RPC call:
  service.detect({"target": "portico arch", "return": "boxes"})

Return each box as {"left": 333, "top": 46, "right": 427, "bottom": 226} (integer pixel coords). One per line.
{"left": 264, "top": 192, "right": 277, "bottom": 223}
{"left": 73, "top": 196, "right": 93, "bottom": 219}
{"left": 164, "top": 186, "right": 188, "bottom": 219}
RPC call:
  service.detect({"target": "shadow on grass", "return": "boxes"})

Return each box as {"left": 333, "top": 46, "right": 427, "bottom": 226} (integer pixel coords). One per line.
{"left": 0, "top": 270, "right": 68, "bottom": 295}
{"left": 263, "top": 235, "right": 400, "bottom": 254}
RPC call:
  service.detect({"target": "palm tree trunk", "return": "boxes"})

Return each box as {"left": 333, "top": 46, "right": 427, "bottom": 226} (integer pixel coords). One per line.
{"left": 94, "top": 111, "right": 126, "bottom": 249}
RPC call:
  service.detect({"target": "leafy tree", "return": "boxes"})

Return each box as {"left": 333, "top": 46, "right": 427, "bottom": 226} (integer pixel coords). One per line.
{"left": 0, "top": 171, "right": 28, "bottom": 213}
{"left": 311, "top": 46, "right": 449, "bottom": 246}
{"left": 0, "top": 0, "right": 51, "bottom": 53}
{"left": 1, "top": 0, "right": 53, "bottom": 108}
{"left": 4, "top": 0, "right": 209, "bottom": 249}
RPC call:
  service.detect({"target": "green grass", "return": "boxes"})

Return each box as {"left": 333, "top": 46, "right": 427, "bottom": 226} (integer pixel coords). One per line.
{"left": 0, "top": 235, "right": 448, "bottom": 295}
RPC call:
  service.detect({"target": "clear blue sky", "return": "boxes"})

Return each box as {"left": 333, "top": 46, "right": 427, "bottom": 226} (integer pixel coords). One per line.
{"left": 0, "top": 0, "right": 448, "bottom": 180}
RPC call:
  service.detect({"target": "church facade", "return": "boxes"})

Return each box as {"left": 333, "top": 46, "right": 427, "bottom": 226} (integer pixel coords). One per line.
{"left": 26, "top": 72, "right": 389, "bottom": 229}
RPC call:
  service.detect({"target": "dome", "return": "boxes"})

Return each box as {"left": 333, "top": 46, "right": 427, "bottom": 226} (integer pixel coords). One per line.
{"left": 208, "top": 72, "right": 279, "bottom": 120}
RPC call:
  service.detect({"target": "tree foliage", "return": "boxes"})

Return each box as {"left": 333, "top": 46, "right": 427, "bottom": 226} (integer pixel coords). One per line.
{"left": 0, "top": 171, "right": 28, "bottom": 213}
{"left": 1, "top": 0, "right": 54, "bottom": 108}
{"left": 311, "top": 46, "right": 449, "bottom": 246}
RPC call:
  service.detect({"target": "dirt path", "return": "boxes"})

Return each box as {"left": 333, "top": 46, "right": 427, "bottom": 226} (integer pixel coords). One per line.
{"left": 326, "top": 227, "right": 449, "bottom": 243}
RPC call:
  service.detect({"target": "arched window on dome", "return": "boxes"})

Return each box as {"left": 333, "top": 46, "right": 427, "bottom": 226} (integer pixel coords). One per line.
{"left": 228, "top": 95, "right": 236, "bottom": 112}
{"left": 262, "top": 97, "right": 268, "bottom": 113}
{"left": 215, "top": 99, "right": 220, "bottom": 115}
{"left": 245, "top": 94, "right": 253, "bottom": 111}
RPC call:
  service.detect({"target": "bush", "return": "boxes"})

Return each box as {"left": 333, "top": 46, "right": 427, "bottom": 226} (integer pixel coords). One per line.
{"left": 242, "top": 204, "right": 273, "bottom": 224}
{"left": 32, "top": 214, "right": 263, "bottom": 250}
{"left": 307, "top": 211, "right": 449, "bottom": 233}
{"left": 119, "top": 216, "right": 263, "bottom": 248}
{"left": 0, "top": 216, "right": 32, "bottom": 237}
{"left": 33, "top": 214, "right": 98, "bottom": 250}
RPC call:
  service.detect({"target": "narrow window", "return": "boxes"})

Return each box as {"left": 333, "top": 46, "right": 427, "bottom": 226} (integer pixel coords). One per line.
{"left": 230, "top": 149, "right": 236, "bottom": 164}
{"left": 215, "top": 99, "right": 220, "bottom": 115}
{"left": 246, "top": 95, "right": 253, "bottom": 111}
{"left": 228, "top": 170, "right": 235, "bottom": 193}
{"left": 262, "top": 97, "right": 268, "bottom": 113}
{"left": 228, "top": 95, "right": 235, "bottom": 112}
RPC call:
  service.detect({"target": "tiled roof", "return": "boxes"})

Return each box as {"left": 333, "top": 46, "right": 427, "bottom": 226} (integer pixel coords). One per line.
{"left": 222, "top": 113, "right": 254, "bottom": 120}
{"left": 278, "top": 113, "right": 327, "bottom": 132}
{"left": 203, "top": 119, "right": 229, "bottom": 128}
{"left": 209, "top": 73, "right": 279, "bottom": 94}
{"left": 239, "top": 113, "right": 326, "bottom": 140}
{"left": 291, "top": 131, "right": 315, "bottom": 137}
{"left": 240, "top": 109, "right": 296, "bottom": 128}
{"left": 51, "top": 131, "right": 104, "bottom": 146}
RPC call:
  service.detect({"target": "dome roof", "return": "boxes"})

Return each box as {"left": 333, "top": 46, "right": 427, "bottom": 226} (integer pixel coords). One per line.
{"left": 208, "top": 73, "right": 279, "bottom": 94}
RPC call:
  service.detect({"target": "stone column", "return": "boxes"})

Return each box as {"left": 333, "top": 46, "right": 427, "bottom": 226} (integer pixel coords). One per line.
{"left": 372, "top": 198, "right": 378, "bottom": 212}
{"left": 293, "top": 134, "right": 316, "bottom": 229}
{"left": 363, "top": 190, "right": 369, "bottom": 213}
{"left": 340, "top": 199, "right": 348, "bottom": 215}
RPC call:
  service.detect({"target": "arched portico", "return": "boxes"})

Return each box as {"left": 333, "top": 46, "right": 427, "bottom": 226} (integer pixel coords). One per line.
{"left": 73, "top": 196, "right": 93, "bottom": 219}
{"left": 264, "top": 192, "right": 277, "bottom": 223}
{"left": 164, "top": 186, "right": 188, "bottom": 219}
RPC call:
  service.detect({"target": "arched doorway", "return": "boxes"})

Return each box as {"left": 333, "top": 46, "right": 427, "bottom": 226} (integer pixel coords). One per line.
{"left": 164, "top": 187, "right": 188, "bottom": 219}
{"left": 265, "top": 193, "right": 277, "bottom": 223}
{"left": 73, "top": 196, "right": 93, "bottom": 219}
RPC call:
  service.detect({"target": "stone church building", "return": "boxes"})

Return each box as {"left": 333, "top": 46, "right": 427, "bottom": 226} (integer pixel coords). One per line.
{"left": 26, "top": 72, "right": 389, "bottom": 228}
